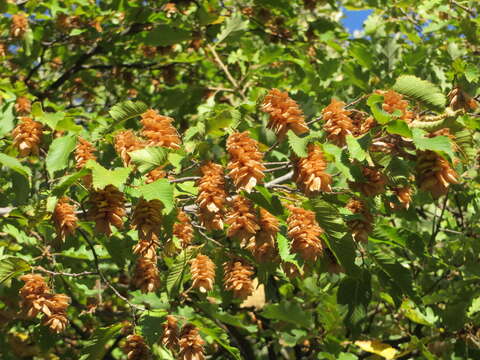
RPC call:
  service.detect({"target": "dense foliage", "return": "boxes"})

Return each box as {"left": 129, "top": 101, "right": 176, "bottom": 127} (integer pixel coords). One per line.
{"left": 0, "top": 0, "right": 479, "bottom": 359}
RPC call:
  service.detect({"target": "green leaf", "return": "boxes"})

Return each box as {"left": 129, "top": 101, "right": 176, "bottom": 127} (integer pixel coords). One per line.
{"left": 108, "top": 100, "right": 148, "bottom": 122}
{"left": 349, "top": 42, "right": 373, "bottom": 69}
{"left": 166, "top": 248, "right": 197, "bottom": 297}
{"left": 46, "top": 135, "right": 76, "bottom": 177}
{"left": 81, "top": 323, "right": 123, "bottom": 360}
{"left": 132, "top": 179, "right": 174, "bottom": 213}
{"left": 216, "top": 14, "right": 248, "bottom": 44}
{"left": 0, "top": 256, "right": 31, "bottom": 283}
{"left": 337, "top": 270, "right": 372, "bottom": 336}
{"left": 400, "top": 299, "right": 434, "bottom": 326}
{"left": 367, "top": 94, "right": 391, "bottom": 124}
{"left": 206, "top": 106, "right": 240, "bottom": 136}
{"left": 85, "top": 160, "right": 131, "bottom": 190}
{"left": 386, "top": 120, "right": 412, "bottom": 138}
{"left": 129, "top": 147, "right": 169, "bottom": 173}
{"left": 0, "top": 153, "right": 31, "bottom": 178}
{"left": 464, "top": 64, "right": 479, "bottom": 83}
{"left": 244, "top": 186, "right": 283, "bottom": 216}
{"left": 261, "top": 300, "right": 313, "bottom": 328}
{"left": 287, "top": 130, "right": 309, "bottom": 157}
{"left": 37, "top": 112, "right": 65, "bottom": 130}
{"left": 412, "top": 128, "right": 455, "bottom": 160}
{"left": 138, "top": 309, "right": 168, "bottom": 346}
{"left": 323, "top": 144, "right": 354, "bottom": 181}
{"left": 143, "top": 25, "right": 192, "bottom": 46}
{"left": 52, "top": 168, "right": 90, "bottom": 196}
{"left": 0, "top": 102, "right": 15, "bottom": 137}
{"left": 346, "top": 134, "right": 368, "bottom": 161}
{"left": 392, "top": 75, "right": 446, "bottom": 110}
{"left": 276, "top": 233, "right": 298, "bottom": 265}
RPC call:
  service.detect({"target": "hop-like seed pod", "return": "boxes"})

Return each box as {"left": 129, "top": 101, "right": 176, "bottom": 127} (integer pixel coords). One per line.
{"left": 351, "top": 112, "right": 376, "bottom": 137}
{"left": 173, "top": 211, "right": 194, "bottom": 248}
{"left": 88, "top": 185, "right": 126, "bottom": 236}
{"left": 141, "top": 109, "right": 181, "bottom": 149}
{"left": 132, "top": 254, "right": 160, "bottom": 294}
{"left": 179, "top": 324, "right": 205, "bottom": 360}
{"left": 377, "top": 90, "right": 413, "bottom": 123}
{"left": 15, "top": 96, "right": 31, "bottom": 114}
{"left": 12, "top": 117, "right": 43, "bottom": 157}
{"left": 223, "top": 259, "right": 255, "bottom": 299}
{"left": 247, "top": 208, "right": 279, "bottom": 263}
{"left": 123, "top": 334, "right": 151, "bottom": 360}
{"left": 293, "top": 144, "right": 332, "bottom": 195}
{"left": 448, "top": 86, "right": 478, "bottom": 111}
{"left": 287, "top": 205, "right": 324, "bottom": 262}
{"left": 75, "top": 137, "right": 97, "bottom": 185}
{"left": 131, "top": 199, "right": 163, "bottom": 256}
{"left": 346, "top": 198, "right": 373, "bottom": 243}
{"left": 226, "top": 196, "right": 259, "bottom": 247}
{"left": 19, "top": 274, "right": 51, "bottom": 318}
{"left": 10, "top": 14, "right": 28, "bottom": 38}
{"left": 161, "top": 315, "right": 179, "bottom": 350}
{"left": 350, "top": 167, "right": 387, "bottom": 197}
{"left": 416, "top": 151, "right": 459, "bottom": 198}
{"left": 0, "top": 42, "right": 6, "bottom": 57}
{"left": 19, "top": 274, "right": 70, "bottom": 333}
{"left": 41, "top": 294, "right": 70, "bottom": 333}
{"left": 322, "top": 99, "right": 354, "bottom": 147}
{"left": 52, "top": 197, "right": 78, "bottom": 243}
{"left": 227, "top": 131, "right": 266, "bottom": 192}
{"left": 114, "top": 130, "right": 144, "bottom": 166}
{"left": 261, "top": 88, "right": 309, "bottom": 138}
{"left": 196, "top": 162, "right": 226, "bottom": 231}
{"left": 393, "top": 186, "right": 412, "bottom": 209}
{"left": 190, "top": 254, "right": 216, "bottom": 293}
{"left": 145, "top": 167, "right": 167, "bottom": 184}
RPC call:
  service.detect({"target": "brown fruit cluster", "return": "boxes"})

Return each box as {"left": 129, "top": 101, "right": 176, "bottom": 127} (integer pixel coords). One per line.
{"left": 246, "top": 208, "right": 279, "bottom": 263}
{"left": 19, "top": 274, "right": 70, "bottom": 333}
{"left": 393, "top": 186, "right": 413, "bottom": 209}
{"left": 122, "top": 334, "right": 151, "bottom": 360}
{"left": 132, "top": 198, "right": 163, "bottom": 254}
{"left": 293, "top": 144, "right": 332, "bottom": 195}
{"left": 322, "top": 99, "right": 354, "bottom": 147}
{"left": 223, "top": 259, "right": 255, "bottom": 299}
{"left": 52, "top": 197, "right": 78, "bottom": 242}
{"left": 131, "top": 198, "right": 162, "bottom": 293}
{"left": 173, "top": 211, "right": 194, "bottom": 248}
{"left": 132, "top": 254, "right": 160, "bottom": 294}
{"left": 190, "top": 253, "right": 216, "bottom": 293}
{"left": 378, "top": 90, "right": 413, "bottom": 123}
{"left": 75, "top": 137, "right": 97, "bottom": 186}
{"left": 114, "top": 130, "right": 144, "bottom": 167}
{"left": 141, "top": 109, "right": 181, "bottom": 149}
{"left": 346, "top": 198, "right": 373, "bottom": 243}
{"left": 351, "top": 112, "right": 376, "bottom": 136}
{"left": 0, "top": 42, "right": 6, "bottom": 57}
{"left": 88, "top": 185, "right": 126, "bottom": 236}
{"left": 12, "top": 117, "right": 43, "bottom": 157}
{"left": 448, "top": 86, "right": 478, "bottom": 111}
{"left": 10, "top": 14, "right": 28, "bottom": 38}
{"left": 15, "top": 96, "right": 31, "bottom": 115}
{"left": 287, "top": 205, "right": 324, "bottom": 262}
{"left": 161, "top": 315, "right": 179, "bottom": 350}
{"left": 179, "top": 324, "right": 205, "bottom": 360}
{"left": 145, "top": 167, "right": 166, "bottom": 183}
{"left": 416, "top": 151, "right": 459, "bottom": 198}
{"left": 351, "top": 166, "right": 387, "bottom": 197}
{"left": 261, "top": 88, "right": 309, "bottom": 138}
{"left": 196, "top": 162, "right": 227, "bottom": 231}
{"left": 226, "top": 195, "right": 259, "bottom": 247}
{"left": 227, "top": 131, "right": 266, "bottom": 192}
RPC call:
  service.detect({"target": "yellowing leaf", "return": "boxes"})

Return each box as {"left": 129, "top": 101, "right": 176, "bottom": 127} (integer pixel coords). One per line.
{"left": 354, "top": 340, "right": 398, "bottom": 359}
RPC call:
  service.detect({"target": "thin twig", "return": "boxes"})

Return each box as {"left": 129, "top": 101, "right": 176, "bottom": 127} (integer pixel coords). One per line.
{"left": 207, "top": 44, "right": 246, "bottom": 100}
{"left": 34, "top": 266, "right": 98, "bottom": 278}
{"left": 265, "top": 171, "right": 294, "bottom": 187}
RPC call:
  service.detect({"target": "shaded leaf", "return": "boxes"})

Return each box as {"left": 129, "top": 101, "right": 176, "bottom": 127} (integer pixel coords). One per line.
{"left": 0, "top": 256, "right": 31, "bottom": 284}
{"left": 109, "top": 101, "right": 148, "bottom": 122}
{"left": 0, "top": 153, "right": 31, "bottom": 178}
{"left": 81, "top": 323, "right": 123, "bottom": 360}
